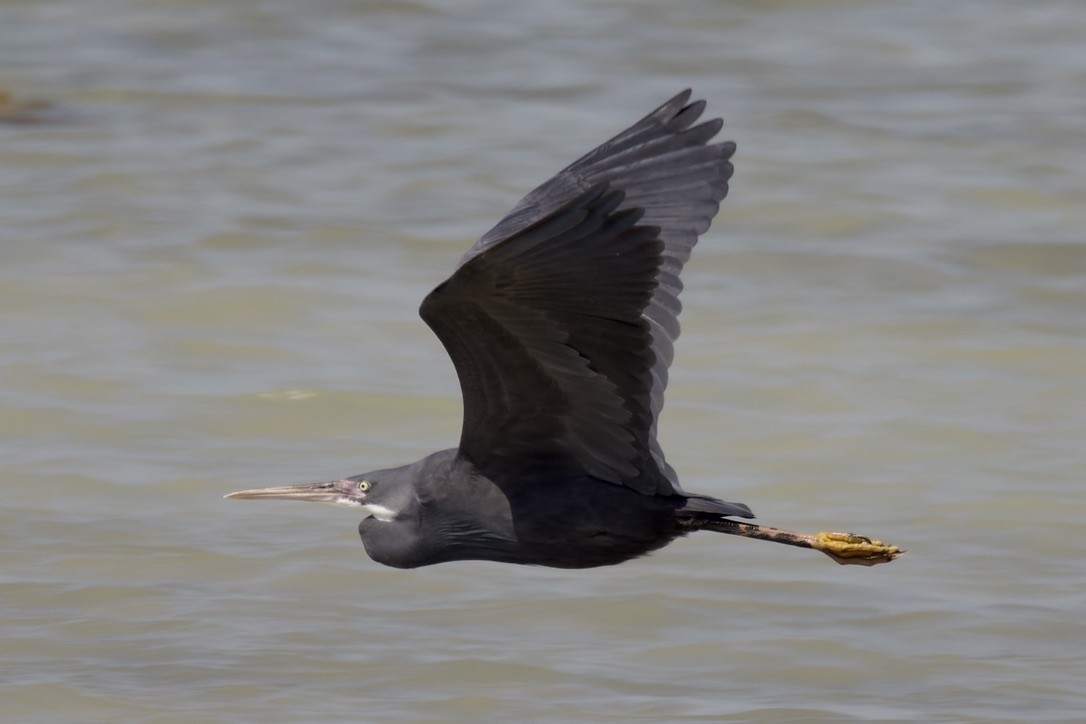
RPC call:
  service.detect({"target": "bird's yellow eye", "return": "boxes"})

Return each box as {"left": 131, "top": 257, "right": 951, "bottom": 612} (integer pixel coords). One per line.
{"left": 356, "top": 480, "right": 370, "bottom": 493}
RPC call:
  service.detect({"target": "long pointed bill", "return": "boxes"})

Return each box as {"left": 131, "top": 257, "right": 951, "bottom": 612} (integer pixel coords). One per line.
{"left": 224, "top": 479, "right": 357, "bottom": 505}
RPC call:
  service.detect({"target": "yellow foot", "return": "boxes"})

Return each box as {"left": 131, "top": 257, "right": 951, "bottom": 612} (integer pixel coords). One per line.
{"left": 813, "top": 531, "right": 904, "bottom": 567}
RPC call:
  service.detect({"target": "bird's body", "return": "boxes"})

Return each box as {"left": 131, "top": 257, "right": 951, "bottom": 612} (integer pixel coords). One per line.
{"left": 227, "top": 91, "right": 903, "bottom": 569}
{"left": 351, "top": 449, "right": 719, "bottom": 569}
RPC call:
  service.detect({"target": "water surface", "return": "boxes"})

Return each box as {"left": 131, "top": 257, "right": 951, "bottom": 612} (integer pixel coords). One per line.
{"left": 2, "top": 0, "right": 1084, "bottom": 720}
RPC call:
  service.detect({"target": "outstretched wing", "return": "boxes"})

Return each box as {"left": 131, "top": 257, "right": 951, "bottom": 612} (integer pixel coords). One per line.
{"left": 421, "top": 91, "right": 736, "bottom": 501}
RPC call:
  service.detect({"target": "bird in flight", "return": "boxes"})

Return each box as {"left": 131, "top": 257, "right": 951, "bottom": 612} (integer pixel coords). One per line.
{"left": 227, "top": 91, "right": 902, "bottom": 569}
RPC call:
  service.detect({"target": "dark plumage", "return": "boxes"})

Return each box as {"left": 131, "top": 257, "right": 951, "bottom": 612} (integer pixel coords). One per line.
{"left": 227, "top": 91, "right": 903, "bottom": 569}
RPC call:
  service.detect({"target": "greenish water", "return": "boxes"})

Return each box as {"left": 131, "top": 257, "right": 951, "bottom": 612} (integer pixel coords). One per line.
{"left": 2, "top": 0, "right": 1084, "bottom": 720}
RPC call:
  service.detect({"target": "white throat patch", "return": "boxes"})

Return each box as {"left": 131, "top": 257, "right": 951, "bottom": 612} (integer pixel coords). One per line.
{"left": 359, "top": 503, "right": 398, "bottom": 522}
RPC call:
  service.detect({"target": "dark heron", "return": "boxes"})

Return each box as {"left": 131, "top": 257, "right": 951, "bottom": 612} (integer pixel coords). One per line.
{"left": 227, "top": 91, "right": 902, "bottom": 569}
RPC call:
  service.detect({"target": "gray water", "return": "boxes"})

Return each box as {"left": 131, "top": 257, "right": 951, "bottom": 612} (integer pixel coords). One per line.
{"left": 3, "top": 0, "right": 1085, "bottom": 720}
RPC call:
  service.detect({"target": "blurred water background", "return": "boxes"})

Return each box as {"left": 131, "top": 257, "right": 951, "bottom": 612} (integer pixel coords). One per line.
{"left": 2, "top": 0, "right": 1085, "bottom": 720}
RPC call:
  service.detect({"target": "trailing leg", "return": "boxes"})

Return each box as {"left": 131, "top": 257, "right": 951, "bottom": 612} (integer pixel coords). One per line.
{"left": 684, "top": 516, "right": 903, "bottom": 566}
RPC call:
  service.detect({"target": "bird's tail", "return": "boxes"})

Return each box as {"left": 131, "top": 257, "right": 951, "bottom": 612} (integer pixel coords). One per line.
{"left": 679, "top": 493, "right": 754, "bottom": 519}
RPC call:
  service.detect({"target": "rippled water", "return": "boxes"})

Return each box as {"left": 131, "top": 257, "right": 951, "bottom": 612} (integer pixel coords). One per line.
{"left": 3, "top": 0, "right": 1085, "bottom": 720}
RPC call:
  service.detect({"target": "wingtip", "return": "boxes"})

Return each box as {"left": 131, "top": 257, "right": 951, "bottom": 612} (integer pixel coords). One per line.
{"left": 646, "top": 89, "right": 694, "bottom": 123}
